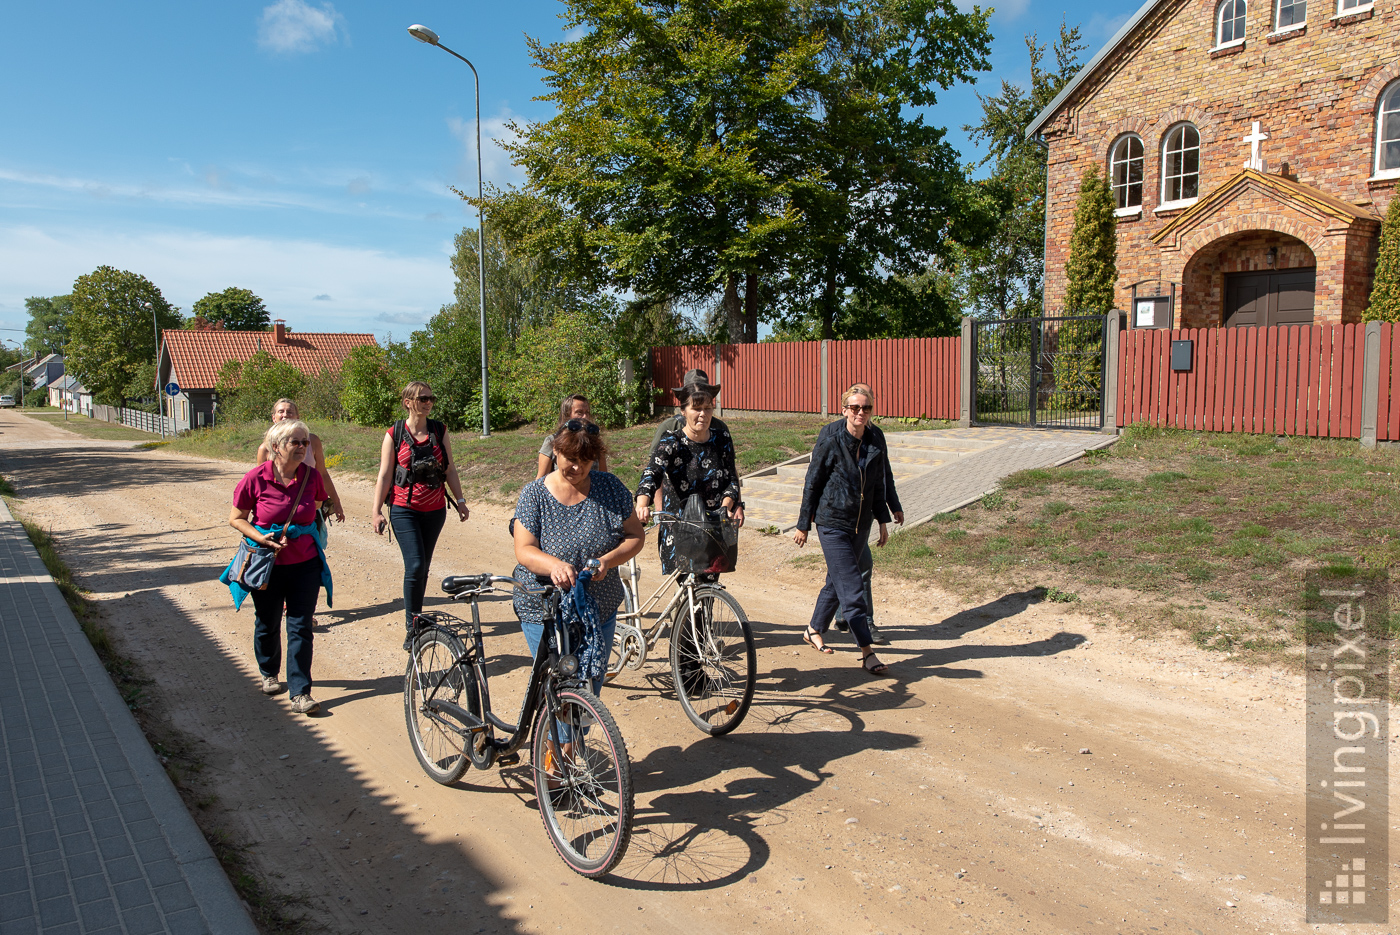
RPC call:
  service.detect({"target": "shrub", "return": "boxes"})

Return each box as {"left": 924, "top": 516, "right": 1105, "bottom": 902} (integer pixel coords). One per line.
{"left": 1365, "top": 194, "right": 1400, "bottom": 322}
{"left": 503, "top": 305, "right": 628, "bottom": 427}
{"left": 340, "top": 346, "right": 398, "bottom": 427}
{"left": 214, "top": 351, "right": 308, "bottom": 423}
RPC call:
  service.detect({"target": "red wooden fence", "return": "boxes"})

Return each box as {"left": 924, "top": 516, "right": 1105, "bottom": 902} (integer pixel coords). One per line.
{"left": 826, "top": 338, "right": 960, "bottom": 419}
{"left": 718, "top": 341, "right": 822, "bottom": 412}
{"left": 650, "top": 338, "right": 960, "bottom": 419}
{"left": 1116, "top": 324, "right": 1367, "bottom": 436}
{"left": 1380, "top": 322, "right": 1400, "bottom": 442}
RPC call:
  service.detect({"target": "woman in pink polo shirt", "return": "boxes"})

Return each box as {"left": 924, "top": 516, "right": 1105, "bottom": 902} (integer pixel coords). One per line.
{"left": 228, "top": 419, "right": 330, "bottom": 715}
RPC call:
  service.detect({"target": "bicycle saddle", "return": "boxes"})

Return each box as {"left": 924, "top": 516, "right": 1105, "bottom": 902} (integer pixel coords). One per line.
{"left": 441, "top": 574, "right": 491, "bottom": 595}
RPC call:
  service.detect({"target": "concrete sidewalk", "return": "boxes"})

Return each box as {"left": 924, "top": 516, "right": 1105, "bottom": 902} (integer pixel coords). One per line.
{"left": 0, "top": 500, "right": 257, "bottom": 935}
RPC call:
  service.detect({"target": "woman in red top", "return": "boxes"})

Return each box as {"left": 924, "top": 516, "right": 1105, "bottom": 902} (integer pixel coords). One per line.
{"left": 229, "top": 419, "right": 328, "bottom": 714}
{"left": 371, "top": 381, "right": 470, "bottom": 639}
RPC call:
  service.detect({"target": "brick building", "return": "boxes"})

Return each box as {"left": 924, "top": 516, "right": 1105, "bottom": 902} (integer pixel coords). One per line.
{"left": 1028, "top": 0, "right": 1400, "bottom": 328}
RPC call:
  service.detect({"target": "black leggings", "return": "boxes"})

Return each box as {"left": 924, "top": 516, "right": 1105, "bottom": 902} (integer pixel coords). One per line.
{"left": 390, "top": 505, "right": 446, "bottom": 627}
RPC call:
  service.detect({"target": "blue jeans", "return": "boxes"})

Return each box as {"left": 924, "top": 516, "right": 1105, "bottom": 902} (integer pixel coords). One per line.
{"left": 523, "top": 609, "right": 617, "bottom": 744}
{"left": 391, "top": 505, "right": 446, "bottom": 628}
{"left": 824, "top": 542, "right": 874, "bottom": 631}
{"left": 808, "top": 523, "right": 875, "bottom": 648}
{"left": 251, "top": 558, "right": 321, "bottom": 698}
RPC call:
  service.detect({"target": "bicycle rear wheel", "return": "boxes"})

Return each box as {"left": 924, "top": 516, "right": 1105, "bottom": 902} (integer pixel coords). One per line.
{"left": 404, "top": 629, "right": 474, "bottom": 784}
{"left": 670, "top": 586, "right": 756, "bottom": 736}
{"left": 531, "top": 687, "right": 633, "bottom": 878}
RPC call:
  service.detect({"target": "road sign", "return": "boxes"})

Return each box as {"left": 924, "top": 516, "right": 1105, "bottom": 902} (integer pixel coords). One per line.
{"left": 165, "top": 382, "right": 180, "bottom": 397}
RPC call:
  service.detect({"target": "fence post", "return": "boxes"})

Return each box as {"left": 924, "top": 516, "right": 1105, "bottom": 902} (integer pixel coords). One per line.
{"left": 820, "top": 340, "right": 829, "bottom": 416}
{"left": 712, "top": 344, "right": 723, "bottom": 417}
{"left": 1360, "top": 320, "right": 1382, "bottom": 449}
{"left": 959, "top": 316, "right": 973, "bottom": 428}
{"left": 1101, "top": 310, "right": 1125, "bottom": 435}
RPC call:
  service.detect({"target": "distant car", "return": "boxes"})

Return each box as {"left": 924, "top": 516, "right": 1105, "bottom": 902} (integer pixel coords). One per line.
{"left": 0, "top": 396, "right": 13, "bottom": 408}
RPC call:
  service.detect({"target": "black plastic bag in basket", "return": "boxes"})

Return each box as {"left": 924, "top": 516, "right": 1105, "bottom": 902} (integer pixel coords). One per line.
{"left": 669, "top": 494, "right": 738, "bottom": 575}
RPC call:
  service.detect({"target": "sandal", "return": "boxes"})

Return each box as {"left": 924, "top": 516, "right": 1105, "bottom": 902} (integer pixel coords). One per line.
{"left": 803, "top": 628, "right": 834, "bottom": 654}
{"left": 862, "top": 654, "right": 890, "bottom": 676}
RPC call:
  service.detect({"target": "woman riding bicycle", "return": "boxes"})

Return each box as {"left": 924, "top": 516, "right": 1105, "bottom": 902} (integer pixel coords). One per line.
{"left": 633, "top": 379, "right": 744, "bottom": 568}
{"left": 513, "top": 420, "right": 645, "bottom": 697}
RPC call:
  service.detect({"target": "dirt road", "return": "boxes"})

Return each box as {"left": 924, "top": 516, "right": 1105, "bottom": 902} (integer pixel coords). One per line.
{"left": 0, "top": 409, "right": 1386, "bottom": 934}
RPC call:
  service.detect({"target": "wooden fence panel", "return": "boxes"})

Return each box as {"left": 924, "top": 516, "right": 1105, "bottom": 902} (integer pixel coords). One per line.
{"left": 1385, "top": 323, "right": 1400, "bottom": 441}
{"left": 650, "top": 345, "right": 714, "bottom": 406}
{"left": 718, "top": 341, "right": 821, "bottom": 413}
{"left": 827, "top": 338, "right": 960, "bottom": 419}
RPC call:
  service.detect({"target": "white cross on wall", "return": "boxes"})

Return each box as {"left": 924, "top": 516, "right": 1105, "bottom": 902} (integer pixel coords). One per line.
{"left": 1242, "top": 121, "right": 1268, "bottom": 172}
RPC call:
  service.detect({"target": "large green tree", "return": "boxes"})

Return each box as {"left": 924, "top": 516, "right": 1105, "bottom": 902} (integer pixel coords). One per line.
{"left": 956, "top": 23, "right": 1084, "bottom": 319}
{"left": 23, "top": 295, "right": 74, "bottom": 357}
{"left": 493, "top": 0, "right": 992, "bottom": 342}
{"left": 65, "top": 267, "right": 182, "bottom": 405}
{"left": 191, "top": 287, "right": 270, "bottom": 331}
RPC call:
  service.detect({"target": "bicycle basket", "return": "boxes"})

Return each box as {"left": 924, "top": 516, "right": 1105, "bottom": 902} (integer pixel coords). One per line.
{"left": 663, "top": 514, "right": 739, "bottom": 575}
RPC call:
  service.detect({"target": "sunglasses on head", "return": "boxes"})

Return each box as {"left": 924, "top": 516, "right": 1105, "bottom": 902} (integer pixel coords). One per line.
{"left": 564, "top": 419, "right": 600, "bottom": 435}
{"left": 846, "top": 404, "right": 873, "bottom": 413}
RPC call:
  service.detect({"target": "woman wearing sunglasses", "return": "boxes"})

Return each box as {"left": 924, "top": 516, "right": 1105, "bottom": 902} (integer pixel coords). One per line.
{"left": 792, "top": 383, "right": 892, "bottom": 676}
{"left": 513, "top": 419, "right": 646, "bottom": 694}
{"left": 371, "top": 381, "right": 470, "bottom": 641}
{"left": 228, "top": 419, "right": 332, "bottom": 714}
{"left": 535, "top": 394, "right": 609, "bottom": 479}
{"left": 634, "top": 379, "right": 743, "bottom": 570}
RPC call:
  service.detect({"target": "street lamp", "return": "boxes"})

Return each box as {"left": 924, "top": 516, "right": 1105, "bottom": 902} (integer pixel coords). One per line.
{"left": 141, "top": 300, "right": 165, "bottom": 439}
{"left": 408, "top": 23, "right": 491, "bottom": 438}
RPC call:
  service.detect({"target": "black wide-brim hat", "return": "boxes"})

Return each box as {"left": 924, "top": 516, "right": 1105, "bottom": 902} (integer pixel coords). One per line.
{"left": 672, "top": 367, "right": 719, "bottom": 398}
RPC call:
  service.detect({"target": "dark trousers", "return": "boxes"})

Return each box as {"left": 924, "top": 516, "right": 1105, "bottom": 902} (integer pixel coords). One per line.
{"left": 391, "top": 505, "right": 446, "bottom": 627}
{"left": 824, "top": 542, "right": 874, "bottom": 630}
{"left": 808, "top": 522, "right": 875, "bottom": 648}
{"left": 251, "top": 558, "right": 322, "bottom": 698}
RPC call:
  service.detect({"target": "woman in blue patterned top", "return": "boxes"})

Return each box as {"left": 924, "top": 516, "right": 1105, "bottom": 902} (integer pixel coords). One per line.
{"left": 634, "top": 381, "right": 744, "bottom": 573}
{"left": 512, "top": 420, "right": 646, "bottom": 695}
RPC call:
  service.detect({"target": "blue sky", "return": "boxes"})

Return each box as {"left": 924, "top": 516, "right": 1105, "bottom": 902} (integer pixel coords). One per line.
{"left": 0, "top": 0, "right": 1132, "bottom": 343}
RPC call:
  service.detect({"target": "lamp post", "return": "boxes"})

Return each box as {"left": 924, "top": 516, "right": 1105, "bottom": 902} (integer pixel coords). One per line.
{"left": 141, "top": 300, "right": 165, "bottom": 439}
{"left": 408, "top": 23, "right": 491, "bottom": 438}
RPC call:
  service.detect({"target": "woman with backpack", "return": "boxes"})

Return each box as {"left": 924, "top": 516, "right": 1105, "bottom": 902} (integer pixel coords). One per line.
{"left": 371, "top": 381, "right": 470, "bottom": 640}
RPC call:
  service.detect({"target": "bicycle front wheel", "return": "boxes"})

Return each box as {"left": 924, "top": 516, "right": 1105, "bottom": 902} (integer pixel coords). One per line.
{"left": 531, "top": 686, "right": 633, "bottom": 878}
{"left": 670, "top": 586, "right": 756, "bottom": 736}
{"left": 404, "top": 629, "right": 474, "bottom": 784}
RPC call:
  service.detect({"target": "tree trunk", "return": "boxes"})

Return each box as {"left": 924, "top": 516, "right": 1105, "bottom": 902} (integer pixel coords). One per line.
{"left": 722, "top": 273, "right": 743, "bottom": 343}
{"left": 744, "top": 271, "right": 759, "bottom": 343}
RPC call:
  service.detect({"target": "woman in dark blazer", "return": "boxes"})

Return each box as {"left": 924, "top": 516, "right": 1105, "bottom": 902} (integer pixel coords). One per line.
{"left": 792, "top": 383, "right": 891, "bottom": 675}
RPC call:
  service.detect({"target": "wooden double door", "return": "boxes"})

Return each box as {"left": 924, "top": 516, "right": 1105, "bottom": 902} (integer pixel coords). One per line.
{"left": 1224, "top": 269, "right": 1315, "bottom": 327}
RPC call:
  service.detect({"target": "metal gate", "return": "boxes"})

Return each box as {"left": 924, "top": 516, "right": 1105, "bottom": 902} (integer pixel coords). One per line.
{"left": 973, "top": 315, "right": 1107, "bottom": 429}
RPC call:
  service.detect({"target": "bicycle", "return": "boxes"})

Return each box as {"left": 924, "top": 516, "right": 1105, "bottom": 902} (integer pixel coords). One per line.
{"left": 609, "top": 511, "right": 756, "bottom": 736}
{"left": 403, "top": 573, "right": 633, "bottom": 878}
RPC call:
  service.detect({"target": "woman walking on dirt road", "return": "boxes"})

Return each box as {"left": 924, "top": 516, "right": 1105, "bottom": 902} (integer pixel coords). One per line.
{"left": 256, "top": 398, "right": 346, "bottom": 528}
{"left": 371, "top": 381, "right": 470, "bottom": 643}
{"left": 535, "top": 395, "right": 608, "bottom": 478}
{"left": 227, "top": 419, "right": 333, "bottom": 714}
{"left": 792, "top": 384, "right": 892, "bottom": 676}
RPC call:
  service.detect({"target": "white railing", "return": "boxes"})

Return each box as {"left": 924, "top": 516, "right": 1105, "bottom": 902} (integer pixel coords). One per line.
{"left": 118, "top": 408, "right": 176, "bottom": 436}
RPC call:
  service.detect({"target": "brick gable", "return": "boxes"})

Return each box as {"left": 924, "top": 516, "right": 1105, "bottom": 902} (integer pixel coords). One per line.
{"left": 1032, "top": 0, "right": 1400, "bottom": 326}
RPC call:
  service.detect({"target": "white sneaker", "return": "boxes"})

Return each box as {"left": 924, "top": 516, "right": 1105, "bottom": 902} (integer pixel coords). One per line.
{"left": 260, "top": 676, "right": 284, "bottom": 695}
{"left": 290, "top": 694, "right": 319, "bottom": 714}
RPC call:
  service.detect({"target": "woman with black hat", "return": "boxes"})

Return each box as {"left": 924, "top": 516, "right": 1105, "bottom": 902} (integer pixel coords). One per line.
{"left": 635, "top": 377, "right": 743, "bottom": 571}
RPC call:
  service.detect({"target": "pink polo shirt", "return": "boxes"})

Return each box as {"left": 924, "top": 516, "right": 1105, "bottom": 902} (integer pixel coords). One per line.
{"left": 233, "top": 461, "right": 327, "bottom": 565}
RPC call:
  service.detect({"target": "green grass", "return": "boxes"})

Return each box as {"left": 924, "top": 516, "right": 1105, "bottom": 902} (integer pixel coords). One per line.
{"left": 19, "top": 411, "right": 157, "bottom": 442}
{"left": 156, "top": 413, "right": 855, "bottom": 501}
{"left": 875, "top": 424, "right": 1400, "bottom": 664}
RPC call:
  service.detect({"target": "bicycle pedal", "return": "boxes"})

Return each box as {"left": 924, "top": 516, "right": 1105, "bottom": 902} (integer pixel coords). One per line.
{"left": 496, "top": 752, "right": 520, "bottom": 767}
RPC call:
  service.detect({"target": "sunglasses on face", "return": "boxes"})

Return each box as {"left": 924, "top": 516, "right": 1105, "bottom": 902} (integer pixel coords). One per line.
{"left": 564, "top": 419, "right": 600, "bottom": 434}
{"left": 286, "top": 438, "right": 311, "bottom": 447}
{"left": 414, "top": 395, "right": 436, "bottom": 403}
{"left": 846, "top": 404, "right": 873, "bottom": 413}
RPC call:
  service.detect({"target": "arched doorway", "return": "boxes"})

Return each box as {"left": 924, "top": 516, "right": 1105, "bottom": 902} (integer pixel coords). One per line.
{"left": 1180, "top": 231, "right": 1316, "bottom": 327}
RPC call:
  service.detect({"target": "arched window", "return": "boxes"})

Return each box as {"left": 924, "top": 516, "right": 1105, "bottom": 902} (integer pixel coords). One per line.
{"left": 1276, "top": 0, "right": 1306, "bottom": 28}
{"left": 1109, "top": 136, "right": 1144, "bottom": 209}
{"left": 1216, "top": 0, "right": 1247, "bottom": 45}
{"left": 1162, "top": 125, "right": 1201, "bottom": 204}
{"left": 1377, "top": 82, "right": 1400, "bottom": 175}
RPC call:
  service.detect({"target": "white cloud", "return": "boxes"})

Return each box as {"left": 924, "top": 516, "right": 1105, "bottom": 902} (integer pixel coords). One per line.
{"left": 257, "top": 0, "right": 344, "bottom": 54}
{"left": 376, "top": 311, "right": 431, "bottom": 325}
{"left": 0, "top": 225, "right": 453, "bottom": 342}
{"left": 447, "top": 109, "right": 525, "bottom": 188}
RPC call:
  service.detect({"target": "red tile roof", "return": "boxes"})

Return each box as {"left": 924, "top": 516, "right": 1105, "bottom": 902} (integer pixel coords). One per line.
{"left": 161, "top": 328, "right": 377, "bottom": 390}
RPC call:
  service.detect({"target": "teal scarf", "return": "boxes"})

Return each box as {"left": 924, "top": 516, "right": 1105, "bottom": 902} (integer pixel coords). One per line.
{"left": 219, "top": 522, "right": 334, "bottom": 611}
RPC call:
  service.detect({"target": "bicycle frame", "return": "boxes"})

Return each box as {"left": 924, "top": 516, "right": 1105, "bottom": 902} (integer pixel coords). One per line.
{"left": 411, "top": 577, "right": 584, "bottom": 769}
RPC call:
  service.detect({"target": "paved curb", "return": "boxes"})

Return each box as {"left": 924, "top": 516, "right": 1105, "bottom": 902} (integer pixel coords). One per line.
{"left": 0, "top": 498, "right": 258, "bottom": 935}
